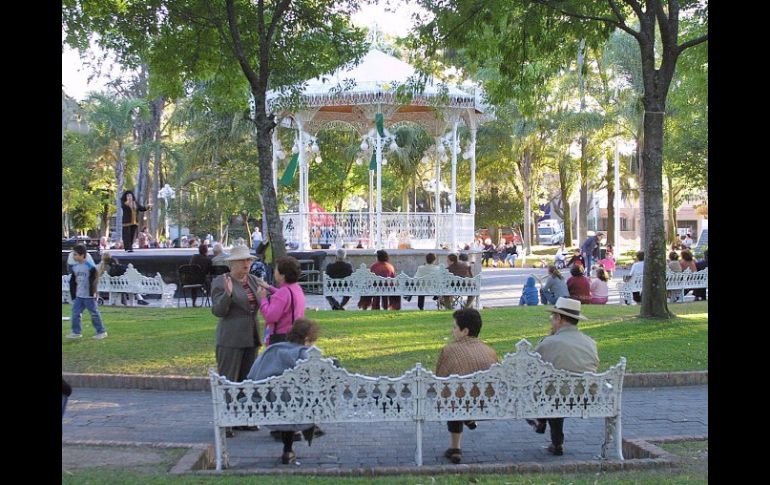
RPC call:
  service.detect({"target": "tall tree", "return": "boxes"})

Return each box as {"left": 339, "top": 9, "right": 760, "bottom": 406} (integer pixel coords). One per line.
{"left": 413, "top": 0, "right": 707, "bottom": 318}
{"left": 83, "top": 93, "right": 150, "bottom": 244}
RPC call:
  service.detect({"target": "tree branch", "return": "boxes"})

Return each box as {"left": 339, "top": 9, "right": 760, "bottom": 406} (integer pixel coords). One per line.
{"left": 622, "top": 0, "right": 644, "bottom": 21}
{"left": 536, "top": 0, "right": 641, "bottom": 40}
{"left": 678, "top": 34, "right": 708, "bottom": 53}
{"left": 652, "top": 0, "right": 673, "bottom": 43}
{"left": 225, "top": 0, "right": 260, "bottom": 89}
{"left": 266, "top": 0, "right": 293, "bottom": 46}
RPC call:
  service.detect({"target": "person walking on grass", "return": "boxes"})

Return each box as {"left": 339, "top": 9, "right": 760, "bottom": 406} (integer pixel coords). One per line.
{"left": 67, "top": 244, "right": 107, "bottom": 340}
{"left": 435, "top": 308, "right": 499, "bottom": 464}
{"left": 527, "top": 297, "right": 598, "bottom": 456}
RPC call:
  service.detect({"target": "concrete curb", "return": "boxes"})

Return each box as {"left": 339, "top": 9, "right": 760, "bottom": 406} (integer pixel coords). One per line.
{"left": 63, "top": 370, "right": 707, "bottom": 391}
{"left": 62, "top": 435, "right": 706, "bottom": 475}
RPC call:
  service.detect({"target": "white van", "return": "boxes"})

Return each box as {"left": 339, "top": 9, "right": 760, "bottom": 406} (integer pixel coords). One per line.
{"left": 537, "top": 220, "right": 564, "bottom": 245}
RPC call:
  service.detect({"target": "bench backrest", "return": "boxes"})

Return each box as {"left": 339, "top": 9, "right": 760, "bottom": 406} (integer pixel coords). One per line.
{"left": 620, "top": 268, "right": 708, "bottom": 294}
{"left": 419, "top": 340, "right": 625, "bottom": 421}
{"left": 209, "top": 350, "right": 420, "bottom": 427}
{"left": 323, "top": 263, "right": 480, "bottom": 297}
{"left": 209, "top": 340, "right": 625, "bottom": 427}
{"left": 62, "top": 263, "right": 172, "bottom": 296}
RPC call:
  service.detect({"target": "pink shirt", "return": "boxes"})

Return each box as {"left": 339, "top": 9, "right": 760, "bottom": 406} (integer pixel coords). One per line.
{"left": 260, "top": 282, "right": 305, "bottom": 344}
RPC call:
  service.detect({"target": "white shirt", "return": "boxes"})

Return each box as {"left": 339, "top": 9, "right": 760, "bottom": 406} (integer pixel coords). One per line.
{"left": 629, "top": 260, "right": 645, "bottom": 276}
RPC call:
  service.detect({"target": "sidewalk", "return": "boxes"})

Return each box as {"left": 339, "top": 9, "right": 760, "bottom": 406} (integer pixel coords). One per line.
{"left": 63, "top": 385, "right": 707, "bottom": 470}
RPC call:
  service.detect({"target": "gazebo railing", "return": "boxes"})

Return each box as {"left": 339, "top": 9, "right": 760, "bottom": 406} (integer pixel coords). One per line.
{"left": 279, "top": 212, "right": 474, "bottom": 249}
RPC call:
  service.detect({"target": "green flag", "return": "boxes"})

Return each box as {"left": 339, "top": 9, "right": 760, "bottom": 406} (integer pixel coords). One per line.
{"left": 369, "top": 151, "right": 377, "bottom": 171}
{"left": 375, "top": 112, "right": 384, "bottom": 137}
{"left": 279, "top": 153, "right": 299, "bottom": 186}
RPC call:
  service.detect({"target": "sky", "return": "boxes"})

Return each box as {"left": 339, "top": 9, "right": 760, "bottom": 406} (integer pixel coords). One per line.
{"left": 62, "top": 2, "right": 426, "bottom": 101}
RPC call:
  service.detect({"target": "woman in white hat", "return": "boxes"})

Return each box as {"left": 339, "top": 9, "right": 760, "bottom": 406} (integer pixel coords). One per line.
{"left": 210, "top": 245, "right": 262, "bottom": 383}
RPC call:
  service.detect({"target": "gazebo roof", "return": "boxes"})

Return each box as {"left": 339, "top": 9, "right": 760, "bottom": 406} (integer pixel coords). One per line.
{"left": 267, "top": 49, "right": 486, "bottom": 121}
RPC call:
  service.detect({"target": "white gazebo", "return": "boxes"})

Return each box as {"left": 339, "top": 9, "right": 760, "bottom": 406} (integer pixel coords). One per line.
{"left": 266, "top": 49, "right": 489, "bottom": 250}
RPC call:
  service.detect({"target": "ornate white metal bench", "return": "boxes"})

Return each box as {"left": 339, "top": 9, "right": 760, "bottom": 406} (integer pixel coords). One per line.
{"left": 618, "top": 268, "right": 708, "bottom": 305}
{"left": 62, "top": 263, "right": 176, "bottom": 308}
{"left": 323, "top": 263, "right": 482, "bottom": 309}
{"left": 208, "top": 339, "right": 626, "bottom": 470}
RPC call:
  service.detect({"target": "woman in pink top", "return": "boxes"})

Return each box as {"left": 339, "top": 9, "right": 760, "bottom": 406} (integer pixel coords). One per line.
{"left": 589, "top": 267, "right": 609, "bottom": 304}
{"left": 256, "top": 257, "right": 306, "bottom": 346}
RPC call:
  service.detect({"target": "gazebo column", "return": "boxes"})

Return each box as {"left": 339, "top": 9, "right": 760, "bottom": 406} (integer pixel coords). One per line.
{"left": 450, "top": 120, "right": 458, "bottom": 250}
{"left": 271, "top": 128, "right": 279, "bottom": 193}
{"left": 470, "top": 127, "right": 477, "bottom": 216}
{"left": 434, "top": 136, "right": 443, "bottom": 249}
{"left": 296, "top": 121, "right": 310, "bottom": 250}
{"left": 375, "top": 123, "right": 383, "bottom": 249}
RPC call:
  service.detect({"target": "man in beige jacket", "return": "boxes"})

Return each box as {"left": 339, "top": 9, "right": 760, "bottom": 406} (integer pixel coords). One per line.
{"left": 529, "top": 297, "right": 599, "bottom": 456}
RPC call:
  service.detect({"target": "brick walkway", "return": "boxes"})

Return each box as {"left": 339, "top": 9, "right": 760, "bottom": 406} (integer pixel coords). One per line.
{"left": 63, "top": 385, "right": 707, "bottom": 469}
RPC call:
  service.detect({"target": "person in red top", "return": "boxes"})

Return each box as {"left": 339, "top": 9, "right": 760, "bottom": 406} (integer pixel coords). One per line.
{"left": 566, "top": 265, "right": 592, "bottom": 304}
{"left": 358, "top": 250, "right": 401, "bottom": 310}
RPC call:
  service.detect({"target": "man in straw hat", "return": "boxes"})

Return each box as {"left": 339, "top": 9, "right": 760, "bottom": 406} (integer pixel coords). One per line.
{"left": 527, "top": 297, "right": 599, "bottom": 456}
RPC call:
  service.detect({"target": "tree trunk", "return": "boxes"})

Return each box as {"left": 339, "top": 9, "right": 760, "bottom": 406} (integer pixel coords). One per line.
{"left": 254, "top": 94, "right": 287, "bottom": 260}
{"left": 100, "top": 203, "right": 110, "bottom": 240}
{"left": 640, "top": 104, "right": 672, "bottom": 318}
{"left": 520, "top": 147, "right": 533, "bottom": 255}
{"left": 114, "top": 145, "right": 126, "bottom": 244}
{"left": 666, "top": 174, "right": 677, "bottom": 244}
{"left": 149, "top": 97, "right": 165, "bottom": 240}
{"left": 606, "top": 156, "right": 616, "bottom": 247}
{"left": 579, "top": 139, "right": 588, "bottom": 243}
{"left": 635, "top": 132, "right": 645, "bottom": 245}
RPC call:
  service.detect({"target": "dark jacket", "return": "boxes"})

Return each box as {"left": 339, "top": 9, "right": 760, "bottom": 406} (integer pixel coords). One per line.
{"left": 69, "top": 264, "right": 99, "bottom": 299}
{"left": 447, "top": 261, "right": 472, "bottom": 278}
{"left": 121, "top": 202, "right": 149, "bottom": 226}
{"left": 190, "top": 254, "right": 212, "bottom": 275}
{"left": 325, "top": 260, "right": 353, "bottom": 279}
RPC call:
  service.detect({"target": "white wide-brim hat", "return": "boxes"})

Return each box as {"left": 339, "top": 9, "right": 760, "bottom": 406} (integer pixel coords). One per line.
{"left": 546, "top": 297, "right": 588, "bottom": 321}
{"left": 223, "top": 245, "right": 257, "bottom": 262}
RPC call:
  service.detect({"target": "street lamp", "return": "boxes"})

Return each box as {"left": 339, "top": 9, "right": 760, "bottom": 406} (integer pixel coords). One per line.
{"left": 157, "top": 183, "right": 176, "bottom": 246}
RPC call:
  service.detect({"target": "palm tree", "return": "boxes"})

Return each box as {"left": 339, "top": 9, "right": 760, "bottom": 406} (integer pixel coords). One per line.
{"left": 84, "top": 93, "right": 150, "bottom": 244}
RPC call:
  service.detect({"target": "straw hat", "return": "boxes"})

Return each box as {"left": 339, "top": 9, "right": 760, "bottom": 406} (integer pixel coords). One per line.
{"left": 546, "top": 297, "right": 588, "bottom": 321}
{"left": 223, "top": 245, "right": 257, "bottom": 262}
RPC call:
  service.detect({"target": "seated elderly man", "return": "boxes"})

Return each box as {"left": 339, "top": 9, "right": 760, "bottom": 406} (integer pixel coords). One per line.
{"left": 211, "top": 242, "right": 229, "bottom": 267}
{"left": 435, "top": 308, "right": 499, "bottom": 464}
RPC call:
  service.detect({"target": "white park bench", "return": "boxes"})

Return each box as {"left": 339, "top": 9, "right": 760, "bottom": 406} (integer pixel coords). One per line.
{"left": 62, "top": 263, "right": 176, "bottom": 308}
{"left": 323, "top": 263, "right": 482, "bottom": 309}
{"left": 208, "top": 339, "right": 626, "bottom": 470}
{"left": 617, "top": 268, "right": 708, "bottom": 305}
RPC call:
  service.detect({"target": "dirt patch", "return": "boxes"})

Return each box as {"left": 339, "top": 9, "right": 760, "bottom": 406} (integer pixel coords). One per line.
{"left": 62, "top": 444, "right": 185, "bottom": 471}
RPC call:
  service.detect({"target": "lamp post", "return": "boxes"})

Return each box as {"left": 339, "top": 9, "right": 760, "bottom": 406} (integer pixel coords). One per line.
{"left": 157, "top": 184, "right": 176, "bottom": 247}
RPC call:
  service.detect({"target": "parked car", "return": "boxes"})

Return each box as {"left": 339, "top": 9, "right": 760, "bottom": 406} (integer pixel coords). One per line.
{"left": 536, "top": 220, "right": 564, "bottom": 245}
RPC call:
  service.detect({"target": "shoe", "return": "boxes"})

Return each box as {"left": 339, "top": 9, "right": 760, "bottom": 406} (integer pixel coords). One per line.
{"left": 526, "top": 419, "right": 546, "bottom": 434}
{"left": 137, "top": 299, "right": 149, "bottom": 306}
{"left": 444, "top": 447, "right": 462, "bottom": 464}
{"left": 547, "top": 443, "right": 564, "bottom": 456}
{"left": 313, "top": 425, "right": 325, "bottom": 437}
{"left": 233, "top": 425, "right": 259, "bottom": 431}
{"left": 66, "top": 333, "right": 82, "bottom": 339}
{"left": 92, "top": 332, "right": 108, "bottom": 340}
{"left": 465, "top": 420, "right": 477, "bottom": 430}
{"left": 281, "top": 451, "right": 296, "bottom": 464}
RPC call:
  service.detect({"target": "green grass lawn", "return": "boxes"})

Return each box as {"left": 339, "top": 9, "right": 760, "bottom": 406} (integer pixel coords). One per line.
{"left": 62, "top": 302, "right": 707, "bottom": 376}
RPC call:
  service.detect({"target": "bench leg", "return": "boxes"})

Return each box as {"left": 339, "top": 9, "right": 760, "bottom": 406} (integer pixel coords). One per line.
{"left": 602, "top": 416, "right": 623, "bottom": 460}
{"left": 415, "top": 419, "right": 423, "bottom": 466}
{"left": 214, "top": 425, "right": 229, "bottom": 470}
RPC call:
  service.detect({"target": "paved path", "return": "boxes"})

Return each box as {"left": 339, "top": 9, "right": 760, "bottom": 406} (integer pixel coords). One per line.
{"left": 63, "top": 385, "right": 707, "bottom": 469}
